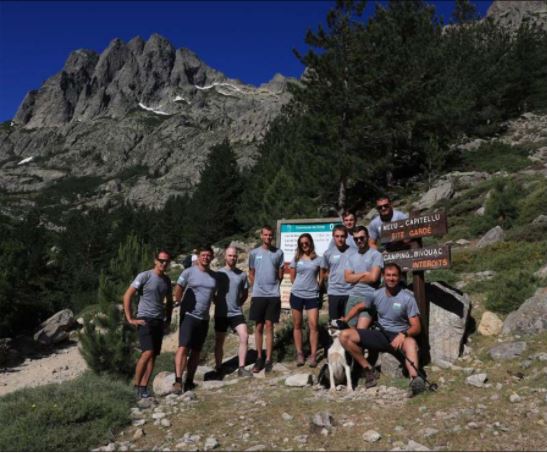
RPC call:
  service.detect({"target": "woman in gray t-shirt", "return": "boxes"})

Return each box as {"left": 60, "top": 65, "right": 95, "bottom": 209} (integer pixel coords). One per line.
{"left": 289, "top": 233, "right": 324, "bottom": 368}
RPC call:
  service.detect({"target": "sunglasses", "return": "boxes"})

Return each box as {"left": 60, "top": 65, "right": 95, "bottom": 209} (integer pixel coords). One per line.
{"left": 300, "top": 241, "right": 311, "bottom": 246}
{"left": 377, "top": 204, "right": 390, "bottom": 210}
{"left": 354, "top": 236, "right": 367, "bottom": 242}
{"left": 157, "top": 259, "right": 170, "bottom": 264}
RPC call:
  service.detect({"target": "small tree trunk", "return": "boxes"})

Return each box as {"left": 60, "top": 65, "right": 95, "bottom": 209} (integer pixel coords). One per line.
{"left": 337, "top": 177, "right": 347, "bottom": 214}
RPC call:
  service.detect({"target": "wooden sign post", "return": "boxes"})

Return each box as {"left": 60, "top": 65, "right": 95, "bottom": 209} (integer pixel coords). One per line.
{"left": 380, "top": 209, "right": 449, "bottom": 363}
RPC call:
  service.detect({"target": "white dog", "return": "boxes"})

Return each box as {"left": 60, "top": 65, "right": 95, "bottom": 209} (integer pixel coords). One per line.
{"left": 327, "top": 327, "right": 353, "bottom": 392}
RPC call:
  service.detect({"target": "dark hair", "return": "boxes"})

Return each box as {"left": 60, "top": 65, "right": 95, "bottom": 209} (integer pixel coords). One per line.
{"left": 155, "top": 250, "right": 171, "bottom": 260}
{"left": 342, "top": 209, "right": 356, "bottom": 218}
{"left": 383, "top": 262, "right": 402, "bottom": 275}
{"left": 295, "top": 233, "right": 317, "bottom": 262}
{"left": 376, "top": 195, "right": 392, "bottom": 203}
{"left": 261, "top": 225, "right": 274, "bottom": 233}
{"left": 332, "top": 225, "right": 348, "bottom": 236}
{"left": 197, "top": 245, "right": 214, "bottom": 254}
{"left": 353, "top": 225, "right": 369, "bottom": 237}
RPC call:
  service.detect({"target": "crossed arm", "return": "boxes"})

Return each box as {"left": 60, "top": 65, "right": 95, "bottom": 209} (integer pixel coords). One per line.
{"left": 344, "top": 265, "right": 381, "bottom": 285}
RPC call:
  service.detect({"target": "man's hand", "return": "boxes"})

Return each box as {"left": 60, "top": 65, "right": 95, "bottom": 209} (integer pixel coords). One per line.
{"left": 390, "top": 333, "right": 406, "bottom": 350}
{"left": 130, "top": 319, "right": 146, "bottom": 327}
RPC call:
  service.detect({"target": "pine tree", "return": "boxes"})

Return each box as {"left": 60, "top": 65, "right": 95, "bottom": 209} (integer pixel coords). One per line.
{"left": 79, "top": 234, "right": 151, "bottom": 377}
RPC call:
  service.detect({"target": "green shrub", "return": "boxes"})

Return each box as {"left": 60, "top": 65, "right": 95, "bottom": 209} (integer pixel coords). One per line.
{"left": 516, "top": 182, "right": 547, "bottom": 225}
{"left": 458, "top": 142, "right": 530, "bottom": 173}
{"left": 484, "top": 271, "right": 538, "bottom": 314}
{"left": 0, "top": 372, "right": 133, "bottom": 451}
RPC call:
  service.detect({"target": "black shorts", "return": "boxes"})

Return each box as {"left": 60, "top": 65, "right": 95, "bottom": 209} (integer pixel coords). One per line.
{"left": 179, "top": 315, "right": 209, "bottom": 351}
{"left": 327, "top": 295, "right": 348, "bottom": 320}
{"left": 214, "top": 315, "right": 246, "bottom": 333}
{"left": 137, "top": 317, "right": 164, "bottom": 355}
{"left": 249, "top": 297, "right": 281, "bottom": 323}
{"left": 289, "top": 294, "right": 320, "bottom": 311}
{"left": 357, "top": 329, "right": 399, "bottom": 352}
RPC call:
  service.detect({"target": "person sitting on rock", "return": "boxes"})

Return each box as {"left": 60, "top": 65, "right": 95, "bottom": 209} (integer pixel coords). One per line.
{"left": 123, "top": 250, "right": 173, "bottom": 399}
{"left": 173, "top": 245, "right": 218, "bottom": 393}
{"left": 339, "top": 262, "right": 426, "bottom": 395}
{"left": 213, "top": 246, "right": 252, "bottom": 378}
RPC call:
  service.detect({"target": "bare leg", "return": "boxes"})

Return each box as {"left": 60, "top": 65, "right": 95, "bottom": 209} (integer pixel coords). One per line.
{"left": 134, "top": 350, "right": 154, "bottom": 386}
{"left": 356, "top": 313, "right": 372, "bottom": 330}
{"left": 339, "top": 329, "right": 371, "bottom": 370}
{"left": 175, "top": 346, "right": 189, "bottom": 379}
{"left": 292, "top": 309, "right": 304, "bottom": 354}
{"left": 307, "top": 308, "right": 319, "bottom": 358}
{"left": 139, "top": 354, "right": 156, "bottom": 387}
{"left": 254, "top": 322, "right": 264, "bottom": 359}
{"left": 235, "top": 323, "right": 249, "bottom": 368}
{"left": 265, "top": 320, "right": 274, "bottom": 362}
{"left": 214, "top": 332, "right": 226, "bottom": 370}
{"left": 402, "top": 337, "right": 419, "bottom": 379}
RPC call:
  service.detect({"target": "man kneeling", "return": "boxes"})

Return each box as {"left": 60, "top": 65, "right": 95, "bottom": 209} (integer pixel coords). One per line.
{"left": 338, "top": 262, "right": 426, "bottom": 396}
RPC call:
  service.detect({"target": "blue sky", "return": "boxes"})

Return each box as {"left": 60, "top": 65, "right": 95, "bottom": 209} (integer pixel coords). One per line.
{"left": 0, "top": 1, "right": 492, "bottom": 122}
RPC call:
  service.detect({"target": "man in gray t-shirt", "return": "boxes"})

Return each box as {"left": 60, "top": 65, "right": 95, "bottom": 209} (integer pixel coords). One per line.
{"left": 344, "top": 226, "right": 383, "bottom": 329}
{"left": 248, "top": 225, "right": 284, "bottom": 373}
{"left": 328, "top": 210, "right": 358, "bottom": 251}
{"left": 339, "top": 262, "right": 425, "bottom": 396}
{"left": 214, "top": 246, "right": 251, "bottom": 377}
{"left": 368, "top": 195, "right": 408, "bottom": 252}
{"left": 123, "top": 250, "right": 173, "bottom": 398}
{"left": 173, "top": 246, "right": 218, "bottom": 393}
{"left": 321, "top": 225, "right": 355, "bottom": 320}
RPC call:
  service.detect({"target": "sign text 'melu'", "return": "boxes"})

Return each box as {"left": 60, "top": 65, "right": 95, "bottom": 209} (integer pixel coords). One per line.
{"left": 380, "top": 210, "right": 447, "bottom": 242}
{"left": 383, "top": 245, "right": 451, "bottom": 272}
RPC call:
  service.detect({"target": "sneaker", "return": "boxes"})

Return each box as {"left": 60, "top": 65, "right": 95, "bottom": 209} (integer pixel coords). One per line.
{"left": 296, "top": 352, "right": 305, "bottom": 367}
{"left": 308, "top": 354, "right": 317, "bottom": 368}
{"left": 237, "top": 367, "right": 252, "bottom": 377}
{"left": 184, "top": 381, "right": 197, "bottom": 392}
{"left": 410, "top": 376, "right": 426, "bottom": 396}
{"left": 264, "top": 360, "right": 273, "bottom": 373}
{"left": 172, "top": 381, "right": 183, "bottom": 395}
{"left": 362, "top": 367, "right": 377, "bottom": 389}
{"left": 252, "top": 357, "right": 265, "bottom": 373}
{"left": 140, "top": 387, "right": 151, "bottom": 398}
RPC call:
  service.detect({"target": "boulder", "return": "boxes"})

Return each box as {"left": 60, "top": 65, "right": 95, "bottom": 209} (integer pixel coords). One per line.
{"left": 534, "top": 263, "right": 547, "bottom": 280}
{"left": 362, "top": 430, "right": 381, "bottom": 443}
{"left": 33, "top": 309, "right": 76, "bottom": 345}
{"left": 285, "top": 373, "right": 313, "bottom": 387}
{"left": 489, "top": 341, "right": 527, "bottom": 360}
{"left": 152, "top": 371, "right": 176, "bottom": 396}
{"left": 466, "top": 373, "right": 488, "bottom": 387}
{"left": 478, "top": 311, "right": 503, "bottom": 336}
{"left": 311, "top": 412, "right": 333, "bottom": 428}
{"left": 476, "top": 226, "right": 504, "bottom": 248}
{"left": 422, "top": 282, "right": 470, "bottom": 366}
{"left": 502, "top": 287, "right": 547, "bottom": 335}
{"left": 458, "top": 138, "right": 485, "bottom": 152}
{"left": 412, "top": 181, "right": 454, "bottom": 210}
{"left": 532, "top": 214, "right": 547, "bottom": 226}
{"left": 379, "top": 352, "right": 405, "bottom": 378}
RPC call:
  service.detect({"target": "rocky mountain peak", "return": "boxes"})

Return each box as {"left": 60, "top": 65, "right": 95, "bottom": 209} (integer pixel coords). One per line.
{"left": 487, "top": 0, "right": 547, "bottom": 32}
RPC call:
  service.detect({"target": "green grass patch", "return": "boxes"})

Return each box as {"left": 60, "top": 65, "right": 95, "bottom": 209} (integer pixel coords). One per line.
{"left": 0, "top": 372, "right": 134, "bottom": 451}
{"left": 457, "top": 141, "right": 531, "bottom": 173}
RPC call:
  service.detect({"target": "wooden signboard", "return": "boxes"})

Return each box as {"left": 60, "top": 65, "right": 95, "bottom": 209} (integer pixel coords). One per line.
{"left": 383, "top": 245, "right": 451, "bottom": 272}
{"left": 380, "top": 210, "right": 447, "bottom": 243}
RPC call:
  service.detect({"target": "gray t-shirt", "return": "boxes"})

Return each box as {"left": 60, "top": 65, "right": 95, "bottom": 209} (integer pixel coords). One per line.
{"left": 177, "top": 266, "right": 218, "bottom": 320}
{"left": 371, "top": 286, "right": 420, "bottom": 333}
{"left": 249, "top": 246, "right": 284, "bottom": 298}
{"left": 289, "top": 255, "right": 322, "bottom": 299}
{"left": 368, "top": 210, "right": 408, "bottom": 242}
{"left": 321, "top": 246, "right": 355, "bottom": 296}
{"left": 215, "top": 267, "right": 249, "bottom": 318}
{"left": 345, "top": 248, "right": 384, "bottom": 299}
{"left": 131, "top": 270, "right": 172, "bottom": 320}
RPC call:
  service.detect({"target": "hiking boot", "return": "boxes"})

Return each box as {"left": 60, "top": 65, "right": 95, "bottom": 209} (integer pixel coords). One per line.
{"left": 362, "top": 367, "right": 377, "bottom": 389}
{"left": 140, "top": 387, "right": 151, "bottom": 398}
{"left": 296, "top": 352, "right": 305, "bottom": 367}
{"left": 264, "top": 360, "right": 273, "bottom": 373}
{"left": 172, "top": 381, "right": 183, "bottom": 395}
{"left": 237, "top": 367, "right": 252, "bottom": 377}
{"left": 308, "top": 354, "right": 318, "bottom": 368}
{"left": 253, "top": 357, "right": 265, "bottom": 373}
{"left": 184, "top": 381, "right": 197, "bottom": 392}
{"left": 410, "top": 376, "right": 426, "bottom": 397}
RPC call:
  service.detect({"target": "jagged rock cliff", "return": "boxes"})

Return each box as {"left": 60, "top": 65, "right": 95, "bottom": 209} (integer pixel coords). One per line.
{"left": 0, "top": 34, "right": 293, "bottom": 211}
{"left": 487, "top": 0, "right": 547, "bottom": 31}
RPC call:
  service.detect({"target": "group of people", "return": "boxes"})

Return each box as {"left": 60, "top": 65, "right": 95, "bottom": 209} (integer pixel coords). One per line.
{"left": 123, "top": 195, "right": 426, "bottom": 398}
